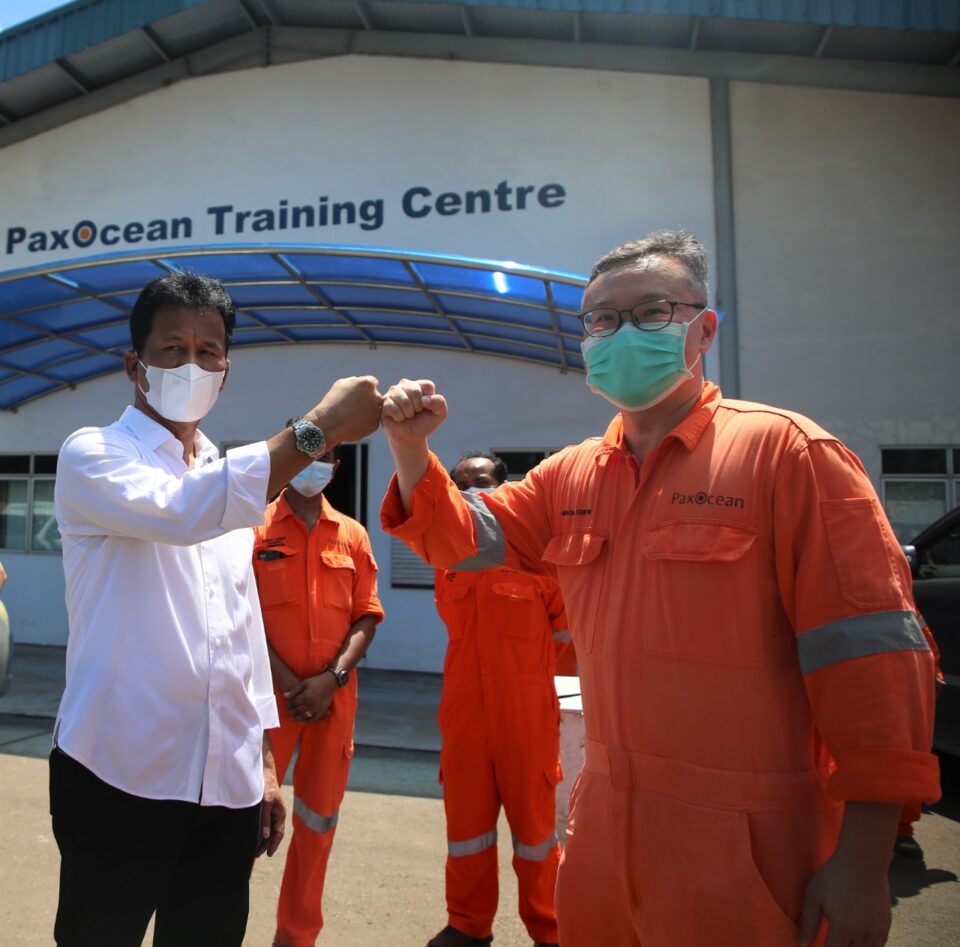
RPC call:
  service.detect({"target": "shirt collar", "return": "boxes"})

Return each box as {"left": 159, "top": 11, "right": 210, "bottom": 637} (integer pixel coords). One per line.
{"left": 598, "top": 382, "right": 723, "bottom": 457}
{"left": 117, "top": 405, "right": 218, "bottom": 463}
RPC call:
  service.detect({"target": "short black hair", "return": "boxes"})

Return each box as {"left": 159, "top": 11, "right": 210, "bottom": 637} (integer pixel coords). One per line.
{"left": 450, "top": 451, "right": 509, "bottom": 485}
{"left": 129, "top": 272, "right": 236, "bottom": 355}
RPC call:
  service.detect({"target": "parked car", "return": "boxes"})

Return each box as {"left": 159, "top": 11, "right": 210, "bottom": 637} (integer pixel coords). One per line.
{"left": 903, "top": 505, "right": 960, "bottom": 756}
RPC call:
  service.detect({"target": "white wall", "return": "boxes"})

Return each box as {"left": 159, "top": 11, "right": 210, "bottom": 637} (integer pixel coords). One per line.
{"left": 730, "top": 82, "right": 960, "bottom": 482}
{"left": 0, "top": 55, "right": 715, "bottom": 276}
{"left": 1, "top": 343, "right": 615, "bottom": 665}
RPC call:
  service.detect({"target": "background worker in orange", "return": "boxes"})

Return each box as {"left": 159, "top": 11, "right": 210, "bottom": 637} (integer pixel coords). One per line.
{"left": 378, "top": 230, "right": 940, "bottom": 947}
{"left": 427, "top": 451, "right": 569, "bottom": 947}
{"left": 253, "top": 447, "right": 384, "bottom": 947}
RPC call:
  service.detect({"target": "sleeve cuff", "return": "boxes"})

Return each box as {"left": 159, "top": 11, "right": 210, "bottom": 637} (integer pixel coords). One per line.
{"left": 826, "top": 746, "right": 941, "bottom": 805}
{"left": 380, "top": 451, "right": 448, "bottom": 538}
{"left": 255, "top": 692, "right": 280, "bottom": 731}
{"left": 222, "top": 441, "right": 270, "bottom": 530}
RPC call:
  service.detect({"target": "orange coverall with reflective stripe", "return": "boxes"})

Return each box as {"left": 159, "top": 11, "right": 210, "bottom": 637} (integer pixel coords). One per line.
{"left": 253, "top": 492, "right": 383, "bottom": 947}
{"left": 435, "top": 566, "right": 568, "bottom": 943}
{"left": 382, "top": 382, "right": 940, "bottom": 947}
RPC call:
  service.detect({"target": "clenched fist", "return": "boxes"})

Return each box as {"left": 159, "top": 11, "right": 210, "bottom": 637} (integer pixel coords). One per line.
{"left": 307, "top": 375, "right": 383, "bottom": 445}
{"left": 380, "top": 378, "right": 448, "bottom": 447}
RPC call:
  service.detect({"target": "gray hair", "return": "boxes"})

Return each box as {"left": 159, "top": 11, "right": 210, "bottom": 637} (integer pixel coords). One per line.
{"left": 589, "top": 229, "right": 709, "bottom": 301}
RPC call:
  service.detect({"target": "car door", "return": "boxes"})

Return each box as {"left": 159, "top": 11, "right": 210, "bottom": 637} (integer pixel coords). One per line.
{"left": 911, "top": 507, "right": 960, "bottom": 754}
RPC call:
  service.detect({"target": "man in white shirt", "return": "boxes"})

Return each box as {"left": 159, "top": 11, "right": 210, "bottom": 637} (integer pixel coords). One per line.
{"left": 51, "top": 272, "right": 383, "bottom": 947}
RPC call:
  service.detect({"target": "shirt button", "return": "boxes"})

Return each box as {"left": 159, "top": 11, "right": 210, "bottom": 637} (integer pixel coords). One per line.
{"left": 214, "top": 637, "right": 223, "bottom": 648}
{"left": 208, "top": 588, "right": 215, "bottom": 599}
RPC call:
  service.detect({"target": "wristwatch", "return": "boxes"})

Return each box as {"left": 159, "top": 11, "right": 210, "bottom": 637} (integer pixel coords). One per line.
{"left": 286, "top": 416, "right": 326, "bottom": 457}
{"left": 324, "top": 665, "right": 349, "bottom": 687}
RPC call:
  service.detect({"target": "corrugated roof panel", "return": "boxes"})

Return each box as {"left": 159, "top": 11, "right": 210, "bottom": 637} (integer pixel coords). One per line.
{"left": 148, "top": 0, "right": 250, "bottom": 58}
{"left": 367, "top": 1, "right": 466, "bottom": 34}
{"left": 581, "top": 12, "right": 694, "bottom": 47}
{"left": 0, "top": 0, "right": 205, "bottom": 81}
{"left": 0, "top": 376, "right": 59, "bottom": 408}
{"left": 470, "top": 5, "right": 574, "bottom": 40}
{"left": 247, "top": 307, "right": 343, "bottom": 327}
{"left": 826, "top": 25, "right": 960, "bottom": 64}
{"left": 0, "top": 61, "right": 79, "bottom": 113}
{"left": 64, "top": 27, "right": 167, "bottom": 87}
{"left": 698, "top": 16, "right": 824, "bottom": 56}
{"left": 269, "top": 0, "right": 364, "bottom": 29}
{"left": 345, "top": 310, "right": 454, "bottom": 330}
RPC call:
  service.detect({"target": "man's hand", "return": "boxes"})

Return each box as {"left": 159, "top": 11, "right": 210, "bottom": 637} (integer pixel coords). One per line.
{"left": 256, "top": 737, "right": 286, "bottom": 858}
{"left": 796, "top": 801, "right": 899, "bottom": 947}
{"left": 284, "top": 673, "right": 336, "bottom": 723}
{"left": 380, "top": 378, "right": 448, "bottom": 446}
{"left": 307, "top": 375, "right": 383, "bottom": 445}
{"left": 796, "top": 855, "right": 891, "bottom": 947}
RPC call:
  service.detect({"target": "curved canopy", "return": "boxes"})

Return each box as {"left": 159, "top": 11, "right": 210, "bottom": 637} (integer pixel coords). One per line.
{"left": 0, "top": 243, "right": 588, "bottom": 410}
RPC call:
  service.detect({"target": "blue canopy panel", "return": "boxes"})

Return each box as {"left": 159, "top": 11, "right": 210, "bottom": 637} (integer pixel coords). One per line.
{"left": 0, "top": 243, "right": 588, "bottom": 410}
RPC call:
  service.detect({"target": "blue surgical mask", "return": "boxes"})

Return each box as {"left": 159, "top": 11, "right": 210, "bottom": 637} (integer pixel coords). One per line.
{"left": 289, "top": 461, "right": 334, "bottom": 497}
{"left": 580, "top": 311, "right": 704, "bottom": 411}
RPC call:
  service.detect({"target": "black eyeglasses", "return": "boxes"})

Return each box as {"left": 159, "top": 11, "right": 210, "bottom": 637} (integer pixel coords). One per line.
{"left": 579, "top": 300, "right": 706, "bottom": 338}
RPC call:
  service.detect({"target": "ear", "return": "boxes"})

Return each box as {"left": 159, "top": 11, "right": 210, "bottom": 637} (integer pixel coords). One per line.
{"left": 219, "top": 358, "right": 231, "bottom": 392}
{"left": 697, "top": 309, "right": 719, "bottom": 353}
{"left": 123, "top": 351, "right": 140, "bottom": 385}
{"left": 332, "top": 458, "right": 342, "bottom": 474}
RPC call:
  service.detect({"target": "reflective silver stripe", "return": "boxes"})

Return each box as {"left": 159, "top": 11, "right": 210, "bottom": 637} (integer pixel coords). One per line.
{"left": 448, "top": 828, "right": 497, "bottom": 857}
{"left": 294, "top": 796, "right": 339, "bottom": 834}
{"left": 797, "top": 610, "right": 929, "bottom": 675}
{"left": 553, "top": 629, "right": 572, "bottom": 644}
{"left": 512, "top": 830, "right": 558, "bottom": 861}
{"left": 450, "top": 493, "right": 507, "bottom": 571}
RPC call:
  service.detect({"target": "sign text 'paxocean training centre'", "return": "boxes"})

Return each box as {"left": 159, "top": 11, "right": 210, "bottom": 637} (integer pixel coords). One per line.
{"left": 4, "top": 179, "right": 567, "bottom": 256}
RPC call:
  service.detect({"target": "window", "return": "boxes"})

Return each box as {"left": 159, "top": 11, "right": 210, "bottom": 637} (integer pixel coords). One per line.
{"left": 389, "top": 447, "right": 559, "bottom": 589}
{"left": 0, "top": 455, "right": 61, "bottom": 552}
{"left": 881, "top": 447, "right": 960, "bottom": 542}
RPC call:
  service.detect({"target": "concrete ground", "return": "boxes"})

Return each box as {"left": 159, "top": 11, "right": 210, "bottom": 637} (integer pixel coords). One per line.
{"left": 1, "top": 646, "right": 959, "bottom": 946}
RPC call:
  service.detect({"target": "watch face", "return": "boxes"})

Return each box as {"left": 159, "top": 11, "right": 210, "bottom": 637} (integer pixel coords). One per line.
{"left": 295, "top": 420, "right": 325, "bottom": 455}
{"left": 335, "top": 668, "right": 349, "bottom": 686}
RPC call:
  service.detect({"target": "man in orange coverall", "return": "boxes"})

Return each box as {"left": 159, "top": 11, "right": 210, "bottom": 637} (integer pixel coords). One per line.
{"left": 427, "top": 450, "right": 569, "bottom": 947}
{"left": 378, "top": 230, "right": 940, "bottom": 947}
{"left": 253, "top": 447, "right": 384, "bottom": 947}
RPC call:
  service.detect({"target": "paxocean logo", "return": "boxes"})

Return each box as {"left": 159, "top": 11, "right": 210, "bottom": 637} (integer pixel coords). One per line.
{"left": 671, "top": 490, "right": 744, "bottom": 509}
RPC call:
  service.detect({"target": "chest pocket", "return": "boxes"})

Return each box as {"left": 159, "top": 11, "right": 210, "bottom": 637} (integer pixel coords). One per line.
{"left": 490, "top": 580, "right": 543, "bottom": 639}
{"left": 542, "top": 531, "right": 607, "bottom": 654}
{"left": 640, "top": 521, "right": 762, "bottom": 666}
{"left": 320, "top": 550, "right": 355, "bottom": 613}
{"left": 436, "top": 579, "right": 472, "bottom": 639}
{"left": 253, "top": 546, "right": 302, "bottom": 608}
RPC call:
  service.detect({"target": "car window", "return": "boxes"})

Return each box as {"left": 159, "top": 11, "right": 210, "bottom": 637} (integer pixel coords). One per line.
{"left": 918, "top": 521, "right": 960, "bottom": 579}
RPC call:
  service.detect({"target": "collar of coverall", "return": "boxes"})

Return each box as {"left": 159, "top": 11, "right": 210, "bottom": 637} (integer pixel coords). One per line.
{"left": 596, "top": 381, "right": 723, "bottom": 463}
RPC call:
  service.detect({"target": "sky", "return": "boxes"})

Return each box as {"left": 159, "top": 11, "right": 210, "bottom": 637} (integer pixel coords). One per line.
{"left": 0, "top": 0, "right": 80, "bottom": 34}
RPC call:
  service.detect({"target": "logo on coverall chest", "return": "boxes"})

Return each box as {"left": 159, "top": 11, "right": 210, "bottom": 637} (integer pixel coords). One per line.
{"left": 671, "top": 490, "right": 744, "bottom": 508}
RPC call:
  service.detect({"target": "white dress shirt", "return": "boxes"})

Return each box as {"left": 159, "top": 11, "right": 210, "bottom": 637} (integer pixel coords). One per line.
{"left": 54, "top": 406, "right": 279, "bottom": 808}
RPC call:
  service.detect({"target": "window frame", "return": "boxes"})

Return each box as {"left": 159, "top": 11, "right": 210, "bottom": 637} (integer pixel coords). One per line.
{"left": 0, "top": 455, "right": 61, "bottom": 554}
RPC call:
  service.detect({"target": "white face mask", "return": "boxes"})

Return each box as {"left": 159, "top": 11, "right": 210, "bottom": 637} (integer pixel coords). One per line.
{"left": 464, "top": 486, "right": 496, "bottom": 495}
{"left": 139, "top": 360, "right": 225, "bottom": 423}
{"left": 289, "top": 461, "right": 334, "bottom": 497}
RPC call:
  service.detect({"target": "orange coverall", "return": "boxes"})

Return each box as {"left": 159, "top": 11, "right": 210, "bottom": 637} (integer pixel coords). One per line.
{"left": 382, "top": 382, "right": 940, "bottom": 947}
{"left": 253, "top": 492, "right": 384, "bottom": 947}
{"left": 434, "top": 566, "right": 568, "bottom": 943}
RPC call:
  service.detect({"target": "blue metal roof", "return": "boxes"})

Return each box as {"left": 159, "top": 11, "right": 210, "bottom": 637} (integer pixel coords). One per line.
{"left": 0, "top": 243, "right": 589, "bottom": 410}
{"left": 2, "top": 0, "right": 957, "bottom": 81}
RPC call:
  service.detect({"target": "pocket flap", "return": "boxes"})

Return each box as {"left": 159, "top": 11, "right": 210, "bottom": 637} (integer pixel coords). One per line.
{"left": 491, "top": 581, "right": 536, "bottom": 601}
{"left": 255, "top": 543, "right": 300, "bottom": 563}
{"left": 542, "top": 531, "right": 607, "bottom": 567}
{"left": 320, "top": 550, "right": 355, "bottom": 570}
{"left": 436, "top": 580, "right": 471, "bottom": 603}
{"left": 642, "top": 522, "right": 756, "bottom": 562}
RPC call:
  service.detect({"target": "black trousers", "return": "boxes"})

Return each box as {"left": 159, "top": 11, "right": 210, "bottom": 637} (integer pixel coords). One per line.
{"left": 49, "top": 747, "right": 261, "bottom": 947}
